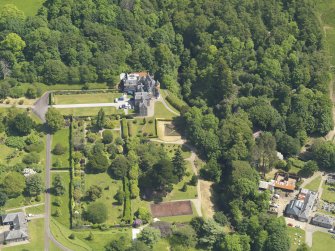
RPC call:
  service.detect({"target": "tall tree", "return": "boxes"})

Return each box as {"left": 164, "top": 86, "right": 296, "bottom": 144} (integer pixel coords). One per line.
{"left": 172, "top": 148, "right": 186, "bottom": 181}
{"left": 96, "top": 108, "right": 105, "bottom": 129}
{"left": 45, "top": 108, "right": 63, "bottom": 132}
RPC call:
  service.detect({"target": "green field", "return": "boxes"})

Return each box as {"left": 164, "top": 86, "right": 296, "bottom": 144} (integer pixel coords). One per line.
{"left": 154, "top": 101, "right": 178, "bottom": 119}
{"left": 0, "top": 0, "right": 45, "bottom": 16}
{"left": 52, "top": 128, "right": 70, "bottom": 169}
{"left": 57, "top": 106, "right": 123, "bottom": 117}
{"left": 51, "top": 172, "right": 71, "bottom": 228}
{"left": 287, "top": 226, "right": 305, "bottom": 251}
{"left": 54, "top": 93, "right": 123, "bottom": 104}
{"left": 84, "top": 173, "right": 124, "bottom": 225}
{"left": 25, "top": 204, "right": 45, "bottom": 215}
{"left": 321, "top": 182, "right": 335, "bottom": 203}
{"left": 303, "top": 175, "right": 322, "bottom": 192}
{"left": 312, "top": 231, "right": 335, "bottom": 251}
{"left": 3, "top": 218, "right": 45, "bottom": 251}
{"left": 317, "top": 0, "right": 335, "bottom": 66}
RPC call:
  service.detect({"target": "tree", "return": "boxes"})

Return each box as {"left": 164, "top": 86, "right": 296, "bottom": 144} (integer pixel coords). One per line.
{"left": 311, "top": 140, "right": 335, "bottom": 170}
{"left": 85, "top": 202, "right": 108, "bottom": 224}
{"left": 96, "top": 108, "right": 105, "bottom": 129}
{"left": 102, "top": 130, "right": 113, "bottom": 144}
{"left": 52, "top": 143, "right": 67, "bottom": 155}
{"left": 296, "top": 243, "right": 310, "bottom": 251}
{"left": 0, "top": 192, "right": 7, "bottom": 206}
{"left": 52, "top": 174, "right": 65, "bottom": 195}
{"left": 214, "top": 211, "right": 229, "bottom": 226}
{"left": 25, "top": 174, "right": 43, "bottom": 196}
{"left": 127, "top": 241, "right": 150, "bottom": 251}
{"left": 46, "top": 108, "right": 63, "bottom": 132}
{"left": 10, "top": 113, "right": 34, "bottom": 135}
{"left": 25, "top": 86, "right": 38, "bottom": 99}
{"left": 1, "top": 172, "right": 25, "bottom": 198}
{"left": 105, "top": 236, "right": 129, "bottom": 251}
{"left": 109, "top": 156, "right": 130, "bottom": 179}
{"left": 276, "top": 132, "right": 301, "bottom": 157}
{"left": 114, "top": 189, "right": 125, "bottom": 205}
{"left": 172, "top": 148, "right": 186, "bottom": 181}
{"left": 23, "top": 152, "right": 40, "bottom": 164}
{"left": 87, "top": 152, "right": 109, "bottom": 173}
{"left": 43, "top": 60, "right": 68, "bottom": 84}
{"left": 171, "top": 225, "right": 197, "bottom": 248}
{"left": 135, "top": 207, "right": 151, "bottom": 224}
{"left": 200, "top": 157, "right": 221, "bottom": 182}
{"left": 251, "top": 132, "right": 277, "bottom": 175}
{"left": 87, "top": 232, "right": 94, "bottom": 241}
{"left": 300, "top": 161, "right": 318, "bottom": 177}
{"left": 138, "top": 227, "right": 161, "bottom": 247}
{"left": 1, "top": 33, "right": 26, "bottom": 55}
{"left": 86, "top": 185, "right": 102, "bottom": 201}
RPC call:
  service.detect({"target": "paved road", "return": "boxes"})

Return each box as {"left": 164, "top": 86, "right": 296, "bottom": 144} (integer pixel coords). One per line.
{"left": 44, "top": 134, "right": 72, "bottom": 251}
{"left": 32, "top": 92, "right": 49, "bottom": 122}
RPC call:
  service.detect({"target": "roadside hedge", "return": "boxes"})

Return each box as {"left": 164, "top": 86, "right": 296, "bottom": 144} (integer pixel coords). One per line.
{"left": 121, "top": 118, "right": 128, "bottom": 139}
{"left": 165, "top": 91, "right": 189, "bottom": 112}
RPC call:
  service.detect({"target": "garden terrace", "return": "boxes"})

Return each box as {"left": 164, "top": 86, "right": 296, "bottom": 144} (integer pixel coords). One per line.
{"left": 150, "top": 201, "right": 193, "bottom": 218}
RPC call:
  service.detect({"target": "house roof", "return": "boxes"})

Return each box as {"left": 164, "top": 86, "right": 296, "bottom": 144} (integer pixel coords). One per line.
{"left": 285, "top": 189, "right": 317, "bottom": 220}
{"left": 312, "top": 214, "right": 334, "bottom": 226}
{"left": 1, "top": 212, "right": 28, "bottom": 241}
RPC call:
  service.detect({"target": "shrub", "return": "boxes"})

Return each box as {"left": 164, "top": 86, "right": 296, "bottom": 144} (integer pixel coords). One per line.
{"left": 25, "top": 133, "right": 40, "bottom": 145}
{"left": 166, "top": 92, "right": 189, "bottom": 112}
{"left": 135, "top": 207, "right": 152, "bottom": 224}
{"left": 181, "top": 183, "right": 188, "bottom": 192}
{"left": 121, "top": 118, "right": 128, "bottom": 139}
{"left": 86, "top": 132, "right": 98, "bottom": 143}
{"left": 102, "top": 130, "right": 113, "bottom": 144}
{"left": 189, "top": 175, "right": 198, "bottom": 186}
{"left": 23, "top": 153, "right": 40, "bottom": 164}
{"left": 5, "top": 136, "right": 26, "bottom": 149}
{"left": 85, "top": 202, "right": 108, "bottom": 224}
{"left": 114, "top": 189, "right": 125, "bottom": 205}
{"left": 18, "top": 99, "right": 24, "bottom": 105}
{"left": 68, "top": 233, "right": 75, "bottom": 240}
{"left": 213, "top": 211, "right": 229, "bottom": 226}
{"left": 24, "top": 141, "right": 44, "bottom": 153}
{"left": 52, "top": 143, "right": 67, "bottom": 155}
{"left": 123, "top": 177, "right": 132, "bottom": 223}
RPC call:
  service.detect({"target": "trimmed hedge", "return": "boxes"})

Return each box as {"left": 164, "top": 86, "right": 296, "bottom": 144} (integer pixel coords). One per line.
{"left": 123, "top": 177, "right": 132, "bottom": 223}
{"left": 121, "top": 118, "right": 128, "bottom": 139}
{"left": 165, "top": 91, "right": 189, "bottom": 112}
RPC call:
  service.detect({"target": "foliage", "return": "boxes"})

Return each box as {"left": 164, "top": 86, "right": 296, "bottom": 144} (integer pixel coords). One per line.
{"left": 213, "top": 211, "right": 229, "bottom": 226}
{"left": 25, "top": 174, "right": 43, "bottom": 196}
{"left": 114, "top": 189, "right": 125, "bottom": 205}
{"left": 53, "top": 143, "right": 67, "bottom": 155}
{"left": 52, "top": 174, "right": 65, "bottom": 195}
{"left": 275, "top": 131, "right": 301, "bottom": 157}
{"left": 109, "top": 155, "right": 130, "bottom": 180}
{"left": 172, "top": 148, "right": 186, "bottom": 181}
{"left": 311, "top": 140, "right": 335, "bottom": 170}
{"left": 9, "top": 112, "right": 34, "bottom": 135}
{"left": 171, "top": 225, "right": 197, "bottom": 248}
{"left": 300, "top": 160, "right": 318, "bottom": 178}
{"left": 87, "top": 150, "right": 109, "bottom": 173}
{"left": 138, "top": 227, "right": 161, "bottom": 248}
{"left": 166, "top": 92, "right": 188, "bottom": 111}
{"left": 85, "top": 202, "right": 108, "bottom": 224}
{"left": 102, "top": 130, "right": 113, "bottom": 144}
{"left": 23, "top": 152, "right": 40, "bottom": 164}
{"left": 121, "top": 118, "right": 128, "bottom": 139}
{"left": 135, "top": 207, "right": 151, "bottom": 224}
{"left": 86, "top": 185, "right": 102, "bottom": 201}
{"left": 96, "top": 108, "right": 105, "bottom": 130}
{"left": 123, "top": 177, "right": 132, "bottom": 223}
{"left": 105, "top": 236, "right": 129, "bottom": 251}
{"left": 5, "top": 136, "right": 26, "bottom": 149}
{"left": 46, "top": 108, "right": 64, "bottom": 132}
{"left": 1, "top": 172, "right": 25, "bottom": 198}
{"left": 0, "top": 191, "right": 8, "bottom": 206}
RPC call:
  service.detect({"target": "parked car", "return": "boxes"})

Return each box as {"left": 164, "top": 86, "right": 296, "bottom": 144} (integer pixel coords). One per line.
{"left": 328, "top": 229, "right": 335, "bottom": 234}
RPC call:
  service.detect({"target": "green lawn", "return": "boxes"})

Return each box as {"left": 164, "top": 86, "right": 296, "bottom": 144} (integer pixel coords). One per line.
{"left": 51, "top": 172, "right": 71, "bottom": 228}
{"left": 154, "top": 101, "right": 178, "bottom": 119}
{"left": 312, "top": 231, "right": 335, "bottom": 251}
{"left": 50, "top": 241, "right": 62, "bottom": 251}
{"left": 57, "top": 107, "right": 123, "bottom": 117}
{"left": 54, "top": 93, "right": 122, "bottom": 104}
{"left": 128, "top": 119, "right": 156, "bottom": 137}
{"left": 317, "top": 0, "right": 335, "bottom": 66}
{"left": 164, "top": 162, "right": 197, "bottom": 201}
{"left": 303, "top": 175, "right": 322, "bottom": 192}
{"left": 25, "top": 204, "right": 45, "bottom": 214}
{"left": 50, "top": 218, "right": 90, "bottom": 251}
{"left": 0, "top": 0, "right": 45, "bottom": 16}
{"left": 51, "top": 128, "right": 70, "bottom": 169}
{"left": 84, "top": 173, "right": 124, "bottom": 225}
{"left": 321, "top": 182, "right": 335, "bottom": 203}
{"left": 287, "top": 226, "right": 305, "bottom": 251}
{"left": 3, "top": 218, "right": 45, "bottom": 251}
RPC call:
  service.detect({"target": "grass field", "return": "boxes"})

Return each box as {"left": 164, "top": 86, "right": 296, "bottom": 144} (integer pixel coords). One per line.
{"left": 25, "top": 204, "right": 45, "bottom": 214}
{"left": 52, "top": 128, "right": 70, "bottom": 169}
{"left": 303, "top": 175, "right": 322, "bottom": 191}
{"left": 51, "top": 172, "right": 71, "bottom": 228}
{"left": 3, "top": 218, "right": 45, "bottom": 251}
{"left": 57, "top": 107, "right": 123, "bottom": 117}
{"left": 287, "top": 226, "right": 305, "bottom": 251}
{"left": 164, "top": 162, "right": 197, "bottom": 201}
{"left": 312, "top": 231, "right": 335, "bottom": 251}
{"left": 154, "top": 101, "right": 178, "bottom": 119}
{"left": 84, "top": 173, "right": 124, "bottom": 225}
{"left": 321, "top": 182, "right": 335, "bottom": 203}
{"left": 317, "top": 0, "right": 335, "bottom": 66}
{"left": 54, "top": 93, "right": 122, "bottom": 104}
{"left": 0, "top": 0, "right": 45, "bottom": 16}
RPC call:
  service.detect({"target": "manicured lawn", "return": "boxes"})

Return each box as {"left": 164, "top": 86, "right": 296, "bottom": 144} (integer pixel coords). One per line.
{"left": 25, "top": 204, "right": 45, "bottom": 214}
{"left": 3, "top": 218, "right": 45, "bottom": 251}
{"left": 0, "top": 0, "right": 45, "bottom": 16}
{"left": 54, "top": 93, "right": 122, "bottom": 104}
{"left": 303, "top": 175, "right": 322, "bottom": 192}
{"left": 51, "top": 172, "right": 71, "bottom": 228}
{"left": 286, "top": 226, "right": 305, "bottom": 251}
{"left": 154, "top": 101, "right": 178, "bottom": 119}
{"left": 312, "top": 231, "right": 335, "bottom": 251}
{"left": 321, "top": 182, "right": 335, "bottom": 203}
{"left": 84, "top": 173, "right": 124, "bottom": 225}
{"left": 128, "top": 118, "right": 156, "bottom": 137}
{"left": 50, "top": 218, "right": 90, "bottom": 251}
{"left": 160, "top": 89, "right": 181, "bottom": 114}
{"left": 51, "top": 128, "right": 70, "bottom": 169}
{"left": 50, "top": 241, "right": 62, "bottom": 251}
{"left": 74, "top": 228, "right": 131, "bottom": 251}
{"left": 57, "top": 107, "right": 122, "bottom": 117}
{"left": 164, "top": 162, "right": 197, "bottom": 201}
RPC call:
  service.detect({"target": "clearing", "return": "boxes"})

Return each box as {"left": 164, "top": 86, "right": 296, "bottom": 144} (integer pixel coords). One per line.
{"left": 0, "top": 0, "right": 44, "bottom": 16}
{"left": 150, "top": 201, "right": 193, "bottom": 218}
{"left": 287, "top": 226, "right": 305, "bottom": 251}
{"left": 54, "top": 93, "right": 122, "bottom": 105}
{"left": 303, "top": 175, "right": 322, "bottom": 192}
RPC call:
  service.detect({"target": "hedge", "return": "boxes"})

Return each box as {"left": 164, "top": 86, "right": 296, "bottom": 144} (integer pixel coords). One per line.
{"left": 123, "top": 177, "right": 132, "bottom": 223}
{"left": 165, "top": 91, "right": 189, "bottom": 112}
{"left": 127, "top": 121, "right": 133, "bottom": 137}
{"left": 121, "top": 118, "right": 128, "bottom": 139}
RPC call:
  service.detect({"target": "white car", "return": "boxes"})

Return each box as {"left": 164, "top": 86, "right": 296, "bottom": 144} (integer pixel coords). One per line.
{"left": 328, "top": 229, "right": 335, "bottom": 234}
